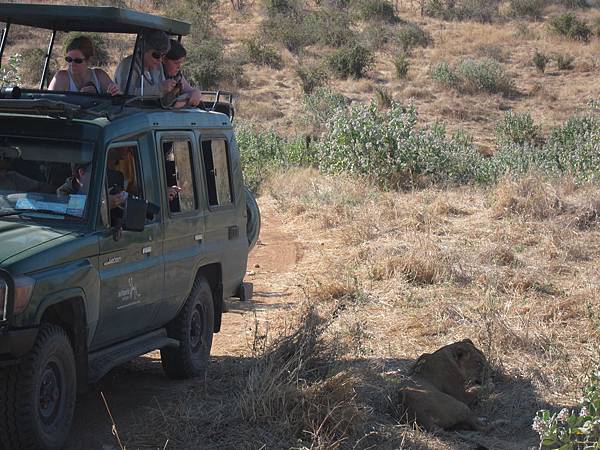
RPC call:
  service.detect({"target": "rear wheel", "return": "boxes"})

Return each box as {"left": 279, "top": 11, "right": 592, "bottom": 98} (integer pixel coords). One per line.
{"left": 161, "top": 277, "right": 214, "bottom": 379}
{"left": 0, "top": 324, "right": 76, "bottom": 450}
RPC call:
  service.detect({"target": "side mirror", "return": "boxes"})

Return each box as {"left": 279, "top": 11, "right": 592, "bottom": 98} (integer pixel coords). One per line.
{"left": 122, "top": 197, "right": 147, "bottom": 232}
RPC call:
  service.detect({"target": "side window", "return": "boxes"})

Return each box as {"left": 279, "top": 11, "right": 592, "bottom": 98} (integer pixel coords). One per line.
{"left": 162, "top": 139, "right": 196, "bottom": 214}
{"left": 201, "top": 138, "right": 232, "bottom": 207}
{"left": 102, "top": 145, "right": 144, "bottom": 228}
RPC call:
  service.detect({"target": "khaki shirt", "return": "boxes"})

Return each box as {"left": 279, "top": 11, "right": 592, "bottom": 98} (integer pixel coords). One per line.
{"left": 114, "top": 55, "right": 165, "bottom": 97}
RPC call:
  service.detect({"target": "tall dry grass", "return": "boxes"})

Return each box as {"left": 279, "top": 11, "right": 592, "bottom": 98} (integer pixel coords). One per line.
{"left": 259, "top": 168, "right": 600, "bottom": 449}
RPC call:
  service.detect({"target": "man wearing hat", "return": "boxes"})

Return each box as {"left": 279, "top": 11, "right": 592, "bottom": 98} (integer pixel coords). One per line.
{"left": 114, "top": 29, "right": 177, "bottom": 97}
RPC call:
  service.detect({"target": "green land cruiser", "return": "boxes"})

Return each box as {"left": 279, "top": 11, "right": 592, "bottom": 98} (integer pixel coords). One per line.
{"left": 0, "top": 4, "right": 259, "bottom": 449}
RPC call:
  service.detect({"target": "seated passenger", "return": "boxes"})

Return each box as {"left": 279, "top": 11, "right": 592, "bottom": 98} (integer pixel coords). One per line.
{"left": 56, "top": 162, "right": 92, "bottom": 197}
{"left": 0, "top": 167, "right": 54, "bottom": 193}
{"left": 49, "top": 36, "right": 120, "bottom": 95}
{"left": 162, "top": 40, "right": 202, "bottom": 107}
{"left": 114, "top": 30, "right": 175, "bottom": 97}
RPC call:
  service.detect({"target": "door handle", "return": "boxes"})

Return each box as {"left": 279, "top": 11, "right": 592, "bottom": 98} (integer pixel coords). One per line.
{"left": 142, "top": 246, "right": 152, "bottom": 255}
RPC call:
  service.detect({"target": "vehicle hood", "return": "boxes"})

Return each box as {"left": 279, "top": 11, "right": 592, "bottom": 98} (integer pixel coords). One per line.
{"left": 0, "top": 220, "right": 73, "bottom": 265}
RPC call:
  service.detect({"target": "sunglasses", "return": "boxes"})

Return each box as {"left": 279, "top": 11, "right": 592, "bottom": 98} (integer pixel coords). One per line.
{"left": 151, "top": 51, "right": 165, "bottom": 60}
{"left": 65, "top": 56, "right": 85, "bottom": 64}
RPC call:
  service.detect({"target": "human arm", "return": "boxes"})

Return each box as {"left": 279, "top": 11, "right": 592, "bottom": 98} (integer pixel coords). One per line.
{"left": 178, "top": 74, "right": 202, "bottom": 107}
{"left": 94, "top": 69, "right": 120, "bottom": 96}
{"left": 48, "top": 70, "right": 69, "bottom": 91}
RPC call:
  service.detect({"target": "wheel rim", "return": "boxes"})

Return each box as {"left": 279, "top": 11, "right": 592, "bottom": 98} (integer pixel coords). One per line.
{"left": 190, "top": 305, "right": 204, "bottom": 353}
{"left": 39, "top": 361, "right": 63, "bottom": 426}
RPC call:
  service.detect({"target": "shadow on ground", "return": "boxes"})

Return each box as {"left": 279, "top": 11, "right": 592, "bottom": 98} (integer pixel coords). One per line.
{"left": 65, "top": 352, "right": 552, "bottom": 450}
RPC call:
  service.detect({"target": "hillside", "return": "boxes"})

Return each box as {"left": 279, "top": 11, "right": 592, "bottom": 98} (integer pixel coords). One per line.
{"left": 6, "top": 0, "right": 600, "bottom": 151}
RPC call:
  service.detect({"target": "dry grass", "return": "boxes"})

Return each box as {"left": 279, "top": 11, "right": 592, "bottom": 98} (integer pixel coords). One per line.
{"left": 256, "top": 168, "right": 600, "bottom": 449}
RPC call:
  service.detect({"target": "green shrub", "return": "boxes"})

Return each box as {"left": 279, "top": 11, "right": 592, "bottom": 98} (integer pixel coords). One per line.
{"left": 555, "top": 52, "right": 574, "bottom": 70}
{"left": 302, "top": 86, "right": 348, "bottom": 127}
{"left": 433, "top": 58, "right": 514, "bottom": 96}
{"left": 185, "top": 38, "right": 225, "bottom": 89}
{"left": 394, "top": 52, "right": 410, "bottom": 78}
{"left": 548, "top": 13, "right": 591, "bottom": 42}
{"left": 316, "top": 101, "right": 489, "bottom": 187}
{"left": 263, "top": 14, "right": 313, "bottom": 53}
{"left": 424, "top": 0, "right": 500, "bottom": 23}
{"left": 352, "top": 0, "right": 397, "bottom": 22}
{"left": 374, "top": 86, "right": 393, "bottom": 108}
{"left": 305, "top": 9, "right": 353, "bottom": 47}
{"left": 327, "top": 43, "right": 374, "bottom": 78}
{"left": 534, "top": 368, "right": 600, "bottom": 448}
{"left": 558, "top": 0, "right": 589, "bottom": 8}
{"left": 236, "top": 122, "right": 316, "bottom": 191}
{"left": 361, "top": 24, "right": 394, "bottom": 49}
{"left": 0, "top": 53, "right": 21, "bottom": 88}
{"left": 495, "top": 111, "right": 541, "bottom": 147}
{"left": 264, "top": 0, "right": 301, "bottom": 17}
{"left": 509, "top": 0, "right": 545, "bottom": 19}
{"left": 244, "top": 37, "right": 283, "bottom": 69}
{"left": 396, "top": 22, "right": 432, "bottom": 51}
{"left": 431, "top": 60, "right": 460, "bottom": 89}
{"left": 297, "top": 64, "right": 329, "bottom": 94}
{"left": 533, "top": 49, "right": 549, "bottom": 73}
{"left": 19, "top": 48, "right": 46, "bottom": 87}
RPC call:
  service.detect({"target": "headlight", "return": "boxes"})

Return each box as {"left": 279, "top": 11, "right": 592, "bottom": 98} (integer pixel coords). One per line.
{"left": 0, "top": 276, "right": 35, "bottom": 318}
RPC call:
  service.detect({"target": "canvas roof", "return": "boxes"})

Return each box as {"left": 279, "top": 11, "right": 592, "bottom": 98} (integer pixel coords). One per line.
{"left": 0, "top": 3, "right": 190, "bottom": 35}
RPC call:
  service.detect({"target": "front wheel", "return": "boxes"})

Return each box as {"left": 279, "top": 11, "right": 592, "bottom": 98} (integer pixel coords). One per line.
{"left": 0, "top": 324, "right": 77, "bottom": 450}
{"left": 161, "top": 277, "right": 214, "bottom": 379}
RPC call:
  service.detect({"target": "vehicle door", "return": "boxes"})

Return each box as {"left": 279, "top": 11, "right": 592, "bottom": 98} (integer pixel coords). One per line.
{"left": 200, "top": 134, "right": 247, "bottom": 297}
{"left": 92, "top": 142, "right": 165, "bottom": 349}
{"left": 155, "top": 132, "right": 205, "bottom": 323}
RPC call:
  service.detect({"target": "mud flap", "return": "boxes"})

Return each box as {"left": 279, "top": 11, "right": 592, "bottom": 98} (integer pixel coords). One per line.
{"left": 235, "top": 282, "right": 253, "bottom": 302}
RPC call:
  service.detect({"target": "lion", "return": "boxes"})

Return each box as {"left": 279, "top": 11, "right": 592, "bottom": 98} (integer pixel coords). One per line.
{"left": 397, "top": 339, "right": 500, "bottom": 432}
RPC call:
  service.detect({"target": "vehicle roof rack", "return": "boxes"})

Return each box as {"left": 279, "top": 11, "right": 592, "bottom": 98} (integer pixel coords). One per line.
{"left": 200, "top": 91, "right": 235, "bottom": 121}
{"left": 0, "top": 3, "right": 190, "bottom": 35}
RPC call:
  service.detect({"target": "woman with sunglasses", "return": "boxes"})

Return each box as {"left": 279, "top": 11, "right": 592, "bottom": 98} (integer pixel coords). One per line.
{"left": 114, "top": 30, "right": 176, "bottom": 97}
{"left": 49, "top": 36, "right": 120, "bottom": 95}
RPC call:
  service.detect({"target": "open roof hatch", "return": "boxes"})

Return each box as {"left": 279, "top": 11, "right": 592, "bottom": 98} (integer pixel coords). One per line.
{"left": 0, "top": 3, "right": 191, "bottom": 94}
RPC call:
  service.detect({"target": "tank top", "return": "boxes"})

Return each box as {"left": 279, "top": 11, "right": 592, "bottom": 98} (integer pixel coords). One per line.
{"left": 67, "top": 68, "right": 102, "bottom": 93}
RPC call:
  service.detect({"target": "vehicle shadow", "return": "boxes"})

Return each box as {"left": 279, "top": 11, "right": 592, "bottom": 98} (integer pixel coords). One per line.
{"left": 65, "top": 352, "right": 555, "bottom": 450}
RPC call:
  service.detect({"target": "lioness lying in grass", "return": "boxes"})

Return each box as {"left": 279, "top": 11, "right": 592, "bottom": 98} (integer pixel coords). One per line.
{"left": 399, "top": 339, "right": 501, "bottom": 432}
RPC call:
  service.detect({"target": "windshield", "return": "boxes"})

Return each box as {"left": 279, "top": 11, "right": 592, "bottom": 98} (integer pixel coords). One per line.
{"left": 0, "top": 136, "right": 94, "bottom": 222}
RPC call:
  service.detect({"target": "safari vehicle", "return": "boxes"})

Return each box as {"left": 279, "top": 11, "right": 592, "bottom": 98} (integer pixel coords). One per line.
{"left": 0, "top": 4, "right": 259, "bottom": 449}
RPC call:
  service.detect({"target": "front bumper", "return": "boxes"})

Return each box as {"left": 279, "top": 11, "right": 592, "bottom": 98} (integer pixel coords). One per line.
{"left": 0, "top": 326, "right": 38, "bottom": 366}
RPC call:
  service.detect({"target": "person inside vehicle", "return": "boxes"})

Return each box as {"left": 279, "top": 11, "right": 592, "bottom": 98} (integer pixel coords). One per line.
{"left": 48, "top": 36, "right": 120, "bottom": 95}
{"left": 162, "top": 39, "right": 202, "bottom": 107}
{"left": 0, "top": 163, "right": 54, "bottom": 194}
{"left": 57, "top": 162, "right": 125, "bottom": 211}
{"left": 56, "top": 162, "right": 92, "bottom": 197}
{"left": 114, "top": 29, "right": 176, "bottom": 97}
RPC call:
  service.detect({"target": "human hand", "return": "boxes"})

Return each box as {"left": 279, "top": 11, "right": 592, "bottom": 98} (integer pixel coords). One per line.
{"left": 188, "top": 90, "right": 202, "bottom": 107}
{"left": 106, "top": 82, "right": 120, "bottom": 96}
{"left": 167, "top": 185, "right": 181, "bottom": 202}
{"left": 161, "top": 79, "right": 177, "bottom": 94}
{"left": 80, "top": 84, "right": 97, "bottom": 94}
{"left": 109, "top": 191, "right": 126, "bottom": 209}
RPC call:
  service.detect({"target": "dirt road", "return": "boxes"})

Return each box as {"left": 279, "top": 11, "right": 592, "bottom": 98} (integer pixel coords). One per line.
{"left": 65, "top": 200, "right": 301, "bottom": 449}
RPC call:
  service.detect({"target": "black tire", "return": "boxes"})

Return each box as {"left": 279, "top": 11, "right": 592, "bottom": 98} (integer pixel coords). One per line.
{"left": 0, "top": 324, "right": 76, "bottom": 450}
{"left": 161, "top": 277, "right": 214, "bottom": 379}
{"left": 245, "top": 186, "right": 261, "bottom": 251}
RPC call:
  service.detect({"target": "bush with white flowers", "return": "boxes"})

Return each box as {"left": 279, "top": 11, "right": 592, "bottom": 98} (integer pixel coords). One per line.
{"left": 533, "top": 369, "right": 600, "bottom": 449}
